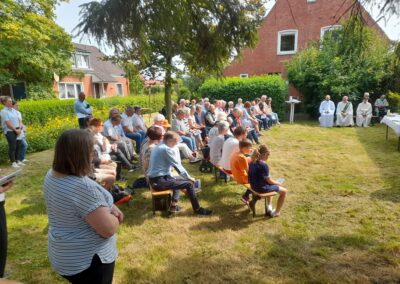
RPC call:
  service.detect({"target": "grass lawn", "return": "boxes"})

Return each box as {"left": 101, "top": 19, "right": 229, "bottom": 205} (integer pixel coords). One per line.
{"left": 3, "top": 122, "right": 400, "bottom": 283}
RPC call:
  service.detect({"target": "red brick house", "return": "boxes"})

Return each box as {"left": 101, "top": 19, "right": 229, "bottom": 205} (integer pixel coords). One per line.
{"left": 54, "top": 43, "right": 130, "bottom": 99}
{"left": 223, "top": 0, "right": 387, "bottom": 97}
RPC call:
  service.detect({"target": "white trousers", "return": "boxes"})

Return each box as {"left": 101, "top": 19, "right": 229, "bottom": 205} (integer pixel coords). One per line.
{"left": 356, "top": 115, "right": 371, "bottom": 127}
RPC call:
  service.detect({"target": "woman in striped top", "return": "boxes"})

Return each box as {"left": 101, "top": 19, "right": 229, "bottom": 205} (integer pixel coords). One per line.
{"left": 43, "top": 129, "right": 123, "bottom": 283}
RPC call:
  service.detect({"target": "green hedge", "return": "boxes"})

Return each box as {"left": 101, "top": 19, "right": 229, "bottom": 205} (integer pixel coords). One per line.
{"left": 0, "top": 93, "right": 176, "bottom": 164}
{"left": 4, "top": 94, "right": 167, "bottom": 126}
{"left": 198, "top": 75, "right": 288, "bottom": 119}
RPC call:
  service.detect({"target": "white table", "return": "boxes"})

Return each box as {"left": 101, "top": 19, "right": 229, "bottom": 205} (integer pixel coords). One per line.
{"left": 285, "top": 99, "right": 301, "bottom": 124}
{"left": 381, "top": 114, "right": 400, "bottom": 151}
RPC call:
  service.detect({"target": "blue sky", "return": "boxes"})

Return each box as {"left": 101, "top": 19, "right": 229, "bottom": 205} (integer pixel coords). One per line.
{"left": 56, "top": 0, "right": 400, "bottom": 55}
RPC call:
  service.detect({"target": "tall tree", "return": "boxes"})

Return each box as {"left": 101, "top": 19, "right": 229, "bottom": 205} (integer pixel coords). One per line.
{"left": 76, "top": 0, "right": 265, "bottom": 121}
{"left": 0, "top": 0, "right": 74, "bottom": 88}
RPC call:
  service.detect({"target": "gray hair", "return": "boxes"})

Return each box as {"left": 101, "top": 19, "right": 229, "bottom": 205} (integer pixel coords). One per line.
{"left": 217, "top": 121, "right": 230, "bottom": 133}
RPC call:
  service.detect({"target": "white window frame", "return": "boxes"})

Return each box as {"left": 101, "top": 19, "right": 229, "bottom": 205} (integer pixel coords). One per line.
{"left": 307, "top": 0, "right": 316, "bottom": 3}
{"left": 240, "top": 74, "right": 249, "bottom": 78}
{"left": 116, "top": 83, "right": 124, "bottom": 96}
{"left": 277, "top": 30, "right": 298, "bottom": 55}
{"left": 320, "top": 25, "right": 342, "bottom": 39}
{"left": 58, "top": 82, "right": 84, "bottom": 99}
{"left": 72, "top": 53, "right": 90, "bottom": 69}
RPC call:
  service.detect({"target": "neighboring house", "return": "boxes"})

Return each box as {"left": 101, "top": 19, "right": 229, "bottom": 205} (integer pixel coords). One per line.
{"left": 223, "top": 0, "right": 387, "bottom": 97}
{"left": 54, "top": 43, "right": 130, "bottom": 99}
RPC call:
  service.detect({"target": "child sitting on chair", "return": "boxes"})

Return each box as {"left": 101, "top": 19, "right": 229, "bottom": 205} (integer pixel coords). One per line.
{"left": 248, "top": 145, "right": 288, "bottom": 217}
{"left": 230, "top": 139, "right": 253, "bottom": 207}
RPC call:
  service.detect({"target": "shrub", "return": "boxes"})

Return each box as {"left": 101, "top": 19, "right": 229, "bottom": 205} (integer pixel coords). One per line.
{"left": 178, "top": 86, "right": 191, "bottom": 100}
{"left": 198, "top": 75, "right": 288, "bottom": 119}
{"left": 387, "top": 91, "right": 400, "bottom": 112}
{"left": 4, "top": 94, "right": 167, "bottom": 126}
{"left": 26, "top": 83, "right": 57, "bottom": 100}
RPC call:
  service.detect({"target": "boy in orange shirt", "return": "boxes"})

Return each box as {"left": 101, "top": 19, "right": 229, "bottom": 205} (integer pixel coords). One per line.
{"left": 230, "top": 139, "right": 253, "bottom": 207}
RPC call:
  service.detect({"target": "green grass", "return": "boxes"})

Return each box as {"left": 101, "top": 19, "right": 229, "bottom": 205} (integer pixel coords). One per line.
{"left": 3, "top": 122, "right": 400, "bottom": 283}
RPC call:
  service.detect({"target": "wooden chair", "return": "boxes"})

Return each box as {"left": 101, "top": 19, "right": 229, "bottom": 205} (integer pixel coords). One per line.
{"left": 244, "top": 184, "right": 278, "bottom": 217}
{"left": 149, "top": 185, "right": 173, "bottom": 215}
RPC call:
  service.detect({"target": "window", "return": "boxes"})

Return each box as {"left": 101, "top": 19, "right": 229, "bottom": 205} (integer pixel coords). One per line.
{"left": 240, "top": 74, "right": 249, "bottom": 78}
{"left": 320, "top": 25, "right": 342, "bottom": 40}
{"left": 73, "top": 54, "right": 90, "bottom": 69}
{"left": 307, "top": 0, "right": 316, "bottom": 3}
{"left": 58, "top": 83, "right": 83, "bottom": 99}
{"left": 277, "top": 30, "right": 298, "bottom": 55}
{"left": 116, "top": 83, "right": 123, "bottom": 96}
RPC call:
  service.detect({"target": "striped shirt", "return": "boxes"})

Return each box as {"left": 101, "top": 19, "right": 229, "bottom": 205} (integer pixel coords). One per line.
{"left": 43, "top": 170, "right": 117, "bottom": 276}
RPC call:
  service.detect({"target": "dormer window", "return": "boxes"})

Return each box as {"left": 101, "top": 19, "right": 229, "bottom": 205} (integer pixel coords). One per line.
{"left": 73, "top": 53, "right": 90, "bottom": 69}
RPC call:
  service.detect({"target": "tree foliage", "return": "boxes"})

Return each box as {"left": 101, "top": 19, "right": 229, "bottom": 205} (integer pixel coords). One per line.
{"left": 286, "top": 18, "right": 392, "bottom": 117}
{"left": 76, "top": 0, "right": 265, "bottom": 121}
{"left": 0, "top": 0, "right": 74, "bottom": 88}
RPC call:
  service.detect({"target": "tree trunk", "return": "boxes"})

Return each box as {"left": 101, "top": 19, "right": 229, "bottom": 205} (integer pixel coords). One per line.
{"left": 164, "top": 56, "right": 173, "bottom": 122}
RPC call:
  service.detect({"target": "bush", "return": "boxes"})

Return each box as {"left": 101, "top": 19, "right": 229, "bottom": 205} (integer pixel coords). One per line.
{"left": 26, "top": 83, "right": 57, "bottom": 100}
{"left": 198, "top": 75, "right": 288, "bottom": 119}
{"left": 387, "top": 91, "right": 400, "bottom": 112}
{"left": 178, "top": 86, "right": 191, "bottom": 100}
{"left": 3, "top": 94, "right": 167, "bottom": 126}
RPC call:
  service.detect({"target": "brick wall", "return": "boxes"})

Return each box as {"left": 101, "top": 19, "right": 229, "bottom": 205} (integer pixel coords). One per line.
{"left": 223, "top": 0, "right": 386, "bottom": 97}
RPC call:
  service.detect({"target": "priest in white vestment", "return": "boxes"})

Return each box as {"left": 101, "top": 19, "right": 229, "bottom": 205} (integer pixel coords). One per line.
{"left": 356, "top": 92, "right": 373, "bottom": 127}
{"left": 319, "top": 95, "right": 335, "bottom": 127}
{"left": 336, "top": 96, "right": 354, "bottom": 127}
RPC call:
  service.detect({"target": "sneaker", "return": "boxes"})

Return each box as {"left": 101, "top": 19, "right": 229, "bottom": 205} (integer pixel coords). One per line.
{"left": 169, "top": 205, "right": 183, "bottom": 213}
{"left": 190, "top": 157, "right": 201, "bottom": 164}
{"left": 195, "top": 207, "right": 212, "bottom": 216}
{"left": 267, "top": 209, "right": 279, "bottom": 217}
{"left": 240, "top": 195, "right": 250, "bottom": 209}
{"left": 11, "top": 162, "right": 20, "bottom": 168}
{"left": 22, "top": 159, "right": 29, "bottom": 162}
{"left": 17, "top": 161, "right": 25, "bottom": 166}
{"left": 257, "top": 132, "right": 264, "bottom": 136}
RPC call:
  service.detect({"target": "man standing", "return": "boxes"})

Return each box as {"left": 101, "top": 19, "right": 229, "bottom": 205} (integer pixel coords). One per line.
{"left": 356, "top": 93, "right": 373, "bottom": 127}
{"left": 374, "top": 95, "right": 389, "bottom": 120}
{"left": 319, "top": 95, "right": 335, "bottom": 128}
{"left": 74, "top": 92, "right": 93, "bottom": 129}
{"left": 336, "top": 96, "right": 354, "bottom": 127}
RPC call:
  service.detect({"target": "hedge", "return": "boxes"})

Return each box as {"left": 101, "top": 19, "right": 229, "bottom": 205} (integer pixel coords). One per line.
{"left": 198, "top": 75, "right": 288, "bottom": 119}
{"left": 0, "top": 93, "right": 176, "bottom": 164}
{"left": 2, "top": 94, "right": 168, "bottom": 126}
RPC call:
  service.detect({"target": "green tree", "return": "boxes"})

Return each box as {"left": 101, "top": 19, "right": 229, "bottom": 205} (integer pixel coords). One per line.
{"left": 76, "top": 0, "right": 265, "bottom": 121}
{"left": 286, "top": 18, "right": 392, "bottom": 116}
{"left": 0, "top": 0, "right": 74, "bottom": 92}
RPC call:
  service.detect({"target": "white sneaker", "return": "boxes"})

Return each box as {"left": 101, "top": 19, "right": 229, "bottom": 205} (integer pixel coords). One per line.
{"left": 11, "top": 162, "right": 20, "bottom": 168}
{"left": 22, "top": 159, "right": 29, "bottom": 162}
{"left": 190, "top": 157, "right": 201, "bottom": 163}
{"left": 17, "top": 161, "right": 25, "bottom": 166}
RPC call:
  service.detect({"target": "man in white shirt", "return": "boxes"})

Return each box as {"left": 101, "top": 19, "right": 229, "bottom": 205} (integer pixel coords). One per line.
{"left": 121, "top": 107, "right": 144, "bottom": 153}
{"left": 336, "top": 96, "right": 354, "bottom": 127}
{"left": 356, "top": 92, "right": 373, "bottom": 127}
{"left": 172, "top": 109, "right": 197, "bottom": 152}
{"left": 219, "top": 126, "right": 247, "bottom": 173}
{"left": 319, "top": 95, "right": 335, "bottom": 128}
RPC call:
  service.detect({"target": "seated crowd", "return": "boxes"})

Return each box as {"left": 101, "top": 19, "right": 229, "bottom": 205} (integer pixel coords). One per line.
{"left": 78, "top": 95, "right": 285, "bottom": 219}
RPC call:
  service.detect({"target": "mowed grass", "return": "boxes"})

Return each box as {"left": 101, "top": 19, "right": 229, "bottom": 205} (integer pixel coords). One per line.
{"left": 3, "top": 122, "right": 400, "bottom": 283}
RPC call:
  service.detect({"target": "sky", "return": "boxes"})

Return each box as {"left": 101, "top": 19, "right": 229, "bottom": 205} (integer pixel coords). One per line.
{"left": 56, "top": 0, "right": 400, "bottom": 55}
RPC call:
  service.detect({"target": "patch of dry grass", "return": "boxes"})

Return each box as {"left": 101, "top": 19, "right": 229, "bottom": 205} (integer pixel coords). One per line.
{"left": 3, "top": 122, "right": 400, "bottom": 283}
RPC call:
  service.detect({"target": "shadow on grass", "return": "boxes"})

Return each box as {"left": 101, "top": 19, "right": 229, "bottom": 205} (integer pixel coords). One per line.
{"left": 117, "top": 232, "right": 399, "bottom": 283}
{"left": 355, "top": 125, "right": 400, "bottom": 203}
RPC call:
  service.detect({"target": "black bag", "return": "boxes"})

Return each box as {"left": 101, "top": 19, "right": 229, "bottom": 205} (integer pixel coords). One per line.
{"left": 199, "top": 159, "right": 213, "bottom": 173}
{"left": 131, "top": 177, "right": 148, "bottom": 189}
